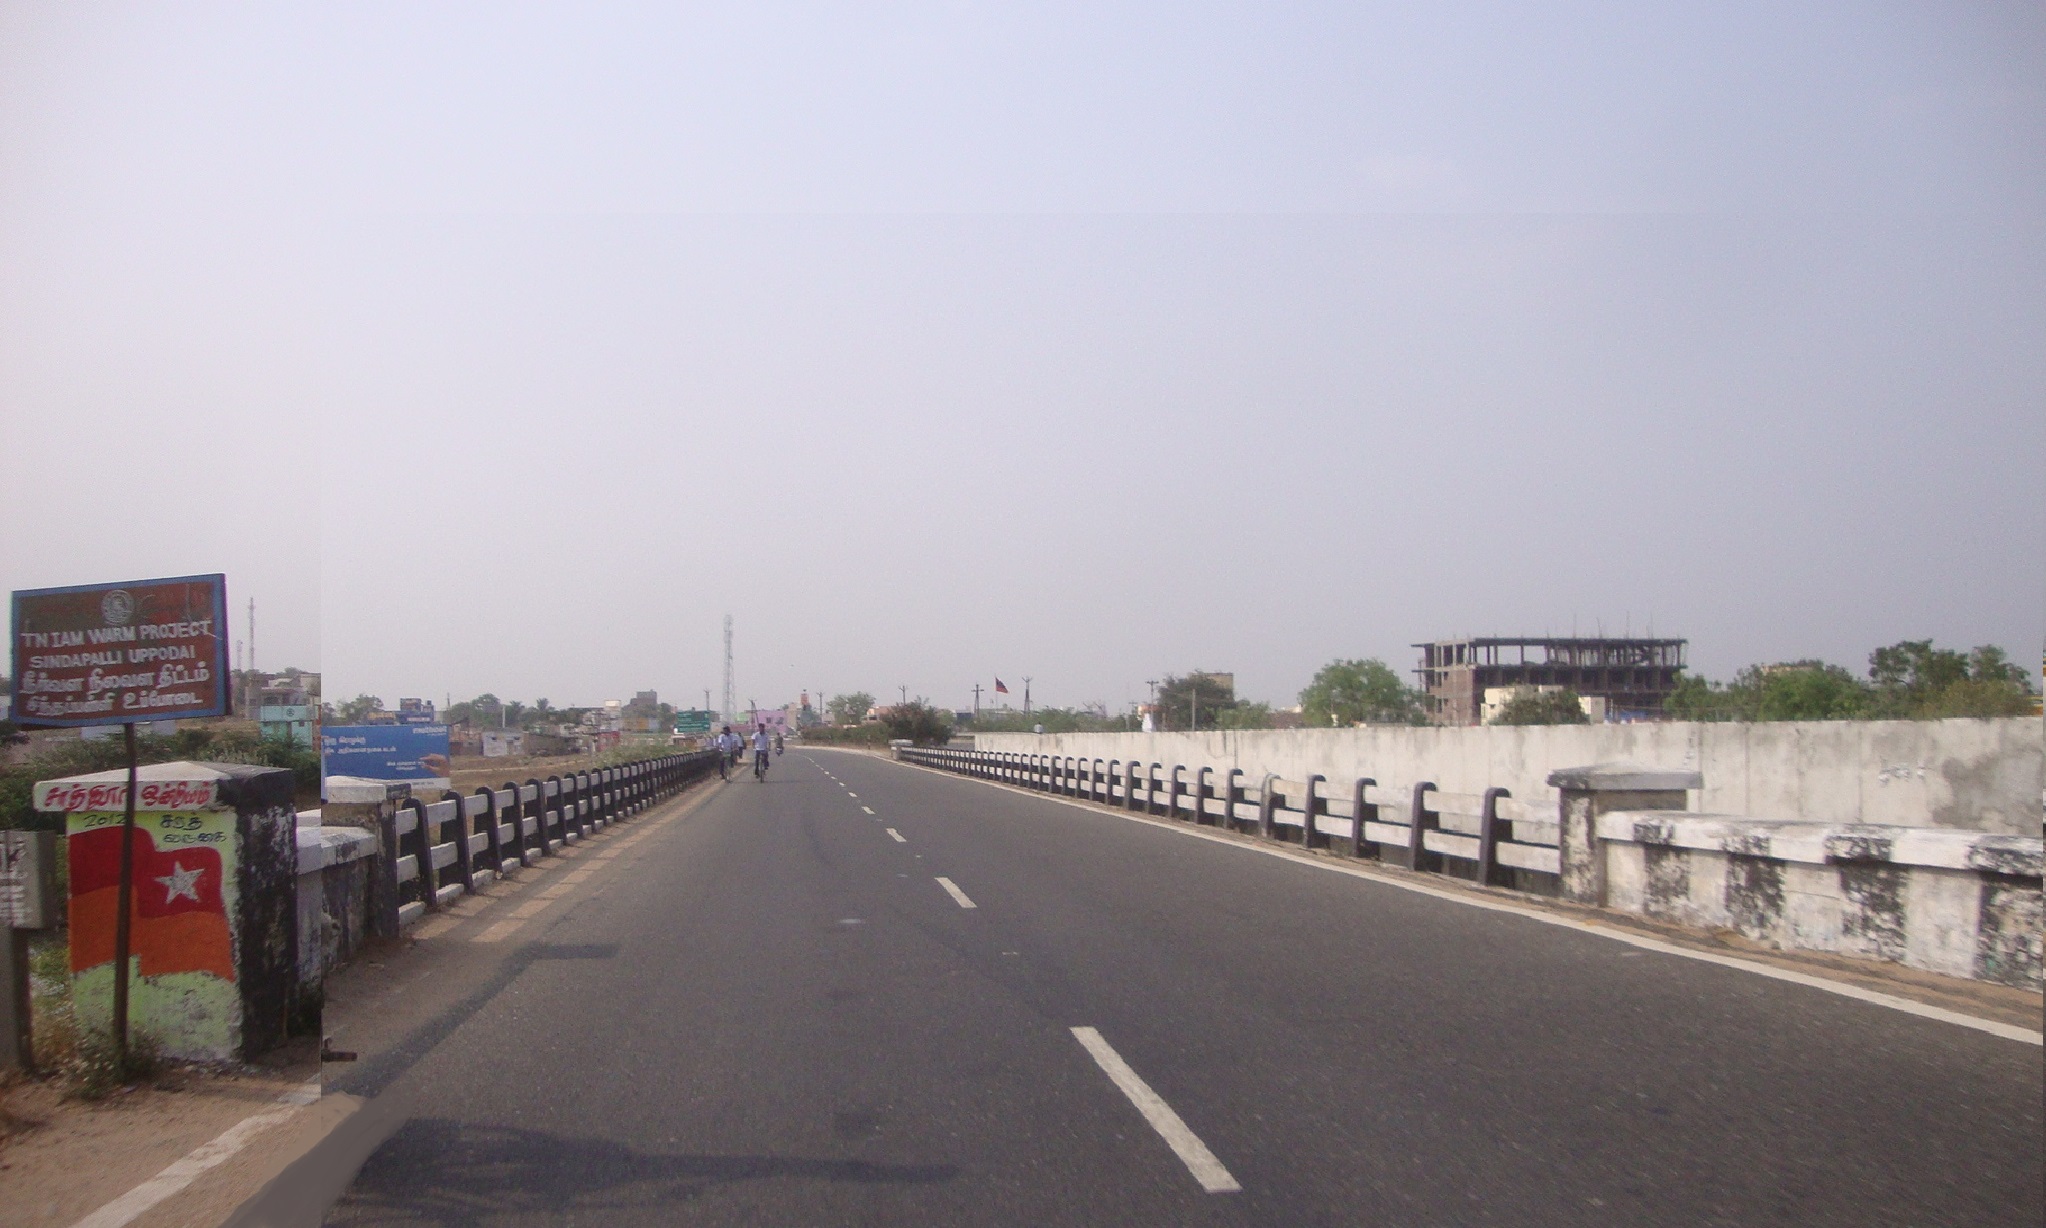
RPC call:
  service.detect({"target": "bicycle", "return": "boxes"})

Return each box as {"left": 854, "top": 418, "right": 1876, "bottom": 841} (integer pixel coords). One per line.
{"left": 754, "top": 749, "right": 770, "bottom": 782}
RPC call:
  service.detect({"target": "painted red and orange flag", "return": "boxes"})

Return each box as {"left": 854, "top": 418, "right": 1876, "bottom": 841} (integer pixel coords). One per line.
{"left": 69, "top": 825, "right": 234, "bottom": 981}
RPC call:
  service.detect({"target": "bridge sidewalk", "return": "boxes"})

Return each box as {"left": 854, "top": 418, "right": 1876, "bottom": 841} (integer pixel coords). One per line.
{"left": 0, "top": 772, "right": 729, "bottom": 1228}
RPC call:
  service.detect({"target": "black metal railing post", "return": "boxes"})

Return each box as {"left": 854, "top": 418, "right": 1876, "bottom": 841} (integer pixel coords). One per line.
{"left": 1478, "top": 787, "right": 1512, "bottom": 887}
{"left": 1408, "top": 782, "right": 1439, "bottom": 872}
{"left": 1301, "top": 774, "right": 1325, "bottom": 849}
{"left": 1348, "top": 777, "right": 1376, "bottom": 859}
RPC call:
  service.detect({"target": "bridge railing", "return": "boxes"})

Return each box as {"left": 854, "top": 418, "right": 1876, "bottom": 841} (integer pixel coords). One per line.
{"left": 895, "top": 746, "right": 1561, "bottom": 892}
{"left": 379, "top": 751, "right": 721, "bottom": 929}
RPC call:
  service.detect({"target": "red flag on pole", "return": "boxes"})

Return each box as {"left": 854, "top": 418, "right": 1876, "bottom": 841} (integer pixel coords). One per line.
{"left": 994, "top": 679, "right": 1009, "bottom": 694}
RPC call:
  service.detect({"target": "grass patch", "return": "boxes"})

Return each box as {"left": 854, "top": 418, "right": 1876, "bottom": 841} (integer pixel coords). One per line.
{"left": 24, "top": 934, "right": 170, "bottom": 1098}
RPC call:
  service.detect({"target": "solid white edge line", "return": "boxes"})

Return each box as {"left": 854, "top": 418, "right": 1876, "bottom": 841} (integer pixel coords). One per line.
{"left": 871, "top": 754, "right": 2045, "bottom": 1048}
{"left": 1070, "top": 1026, "right": 1240, "bottom": 1194}
{"left": 886, "top": 828, "right": 906, "bottom": 842}
{"left": 69, "top": 1078, "right": 322, "bottom": 1228}
{"left": 934, "top": 876, "right": 977, "bottom": 908}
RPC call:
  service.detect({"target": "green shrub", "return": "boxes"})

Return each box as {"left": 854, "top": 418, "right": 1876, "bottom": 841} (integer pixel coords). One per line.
{"left": 881, "top": 701, "right": 953, "bottom": 747}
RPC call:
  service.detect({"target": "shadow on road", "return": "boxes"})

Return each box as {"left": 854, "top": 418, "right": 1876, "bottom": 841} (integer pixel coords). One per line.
{"left": 325, "top": 1117, "right": 959, "bottom": 1225}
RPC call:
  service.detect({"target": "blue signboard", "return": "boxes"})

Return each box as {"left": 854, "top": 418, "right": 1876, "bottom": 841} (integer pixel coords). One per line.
{"left": 320, "top": 724, "right": 452, "bottom": 781}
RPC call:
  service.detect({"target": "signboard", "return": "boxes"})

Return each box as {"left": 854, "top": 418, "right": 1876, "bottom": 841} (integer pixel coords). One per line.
{"left": 395, "top": 698, "right": 438, "bottom": 725}
{"left": 673, "top": 709, "right": 715, "bottom": 734}
{"left": 34, "top": 777, "right": 220, "bottom": 813}
{"left": 320, "top": 724, "right": 451, "bottom": 781}
{"left": 10, "top": 574, "right": 229, "bottom": 727}
{"left": 1, "top": 831, "right": 58, "bottom": 931}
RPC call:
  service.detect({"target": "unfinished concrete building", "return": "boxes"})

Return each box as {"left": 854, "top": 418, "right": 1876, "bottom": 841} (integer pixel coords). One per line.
{"left": 1413, "top": 637, "right": 1688, "bottom": 725}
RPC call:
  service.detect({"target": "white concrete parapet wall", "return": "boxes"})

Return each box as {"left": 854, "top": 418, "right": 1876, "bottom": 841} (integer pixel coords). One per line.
{"left": 976, "top": 717, "right": 2042, "bottom": 835}
{"left": 1596, "top": 813, "right": 2043, "bottom": 989}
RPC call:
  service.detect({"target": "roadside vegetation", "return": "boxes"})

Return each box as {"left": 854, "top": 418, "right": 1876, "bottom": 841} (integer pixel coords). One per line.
{"left": 881, "top": 700, "right": 953, "bottom": 746}
{"left": 1666, "top": 640, "right": 2036, "bottom": 722}
{"left": 1493, "top": 687, "right": 1593, "bottom": 726}
{"left": 799, "top": 723, "right": 894, "bottom": 747}
{"left": 0, "top": 724, "right": 320, "bottom": 832}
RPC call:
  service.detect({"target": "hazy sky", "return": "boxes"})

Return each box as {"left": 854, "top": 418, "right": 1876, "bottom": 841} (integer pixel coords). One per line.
{"left": 3, "top": 3, "right": 2041, "bottom": 714}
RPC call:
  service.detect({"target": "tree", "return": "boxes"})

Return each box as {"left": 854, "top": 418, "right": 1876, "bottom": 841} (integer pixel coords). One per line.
{"left": 966, "top": 706, "right": 1123, "bottom": 734}
{"left": 881, "top": 700, "right": 952, "bottom": 746}
{"left": 1663, "top": 675, "right": 1747, "bottom": 722}
{"left": 1917, "top": 677, "right": 2037, "bottom": 718}
{"left": 1494, "top": 687, "right": 1591, "bottom": 725}
{"left": 1299, "top": 658, "right": 1425, "bottom": 727}
{"left": 445, "top": 693, "right": 502, "bottom": 727}
{"left": 1868, "top": 640, "right": 2035, "bottom": 718}
{"left": 828, "top": 692, "right": 876, "bottom": 725}
{"left": 1211, "top": 701, "right": 1274, "bottom": 730}
{"left": 1154, "top": 673, "right": 1237, "bottom": 731}
{"left": 1752, "top": 663, "right": 1868, "bottom": 721}
{"left": 325, "top": 694, "right": 384, "bottom": 724}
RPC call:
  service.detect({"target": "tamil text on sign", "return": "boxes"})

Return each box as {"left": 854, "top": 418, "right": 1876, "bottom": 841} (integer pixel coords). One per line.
{"left": 10, "top": 574, "right": 230, "bottom": 726}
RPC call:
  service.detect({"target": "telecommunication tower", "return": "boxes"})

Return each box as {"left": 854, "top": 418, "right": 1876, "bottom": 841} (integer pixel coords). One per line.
{"left": 721, "top": 615, "right": 736, "bottom": 723}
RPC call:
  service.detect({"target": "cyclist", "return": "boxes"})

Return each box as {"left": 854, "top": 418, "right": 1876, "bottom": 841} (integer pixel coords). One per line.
{"left": 752, "top": 724, "right": 773, "bottom": 781}
{"left": 715, "top": 725, "right": 740, "bottom": 780}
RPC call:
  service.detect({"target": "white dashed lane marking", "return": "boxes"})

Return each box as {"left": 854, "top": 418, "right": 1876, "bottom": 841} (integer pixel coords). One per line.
{"left": 1071, "top": 1027, "right": 1241, "bottom": 1195}
{"left": 935, "top": 877, "right": 977, "bottom": 909}
{"left": 886, "top": 828, "right": 906, "bottom": 842}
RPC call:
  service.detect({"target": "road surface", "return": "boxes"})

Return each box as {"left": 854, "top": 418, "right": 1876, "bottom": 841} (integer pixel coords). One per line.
{"left": 319, "top": 747, "right": 2043, "bottom": 1226}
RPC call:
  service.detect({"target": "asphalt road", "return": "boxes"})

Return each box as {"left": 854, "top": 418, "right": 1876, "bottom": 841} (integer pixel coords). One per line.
{"left": 321, "top": 747, "right": 2043, "bottom": 1226}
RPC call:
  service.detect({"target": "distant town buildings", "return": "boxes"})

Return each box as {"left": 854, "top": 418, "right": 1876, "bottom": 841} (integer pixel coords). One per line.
{"left": 256, "top": 670, "right": 319, "bottom": 744}
{"left": 1415, "top": 637, "right": 1686, "bottom": 725}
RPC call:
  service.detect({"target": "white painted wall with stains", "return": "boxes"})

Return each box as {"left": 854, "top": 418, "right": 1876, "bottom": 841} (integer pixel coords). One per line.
{"left": 977, "top": 717, "right": 2042, "bottom": 835}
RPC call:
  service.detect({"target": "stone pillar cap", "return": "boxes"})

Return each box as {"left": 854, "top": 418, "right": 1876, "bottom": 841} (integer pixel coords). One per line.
{"left": 1547, "top": 762, "right": 1702, "bottom": 791}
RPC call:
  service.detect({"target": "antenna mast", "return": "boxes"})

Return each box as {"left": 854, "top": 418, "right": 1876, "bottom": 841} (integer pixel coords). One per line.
{"left": 721, "top": 615, "right": 736, "bottom": 723}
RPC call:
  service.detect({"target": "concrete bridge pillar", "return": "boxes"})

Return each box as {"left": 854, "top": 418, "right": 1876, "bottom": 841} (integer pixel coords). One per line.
{"left": 1548, "top": 763, "right": 1700, "bottom": 905}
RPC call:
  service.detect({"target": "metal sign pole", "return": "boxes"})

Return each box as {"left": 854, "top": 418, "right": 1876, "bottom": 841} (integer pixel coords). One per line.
{"left": 111, "top": 722, "right": 139, "bottom": 1067}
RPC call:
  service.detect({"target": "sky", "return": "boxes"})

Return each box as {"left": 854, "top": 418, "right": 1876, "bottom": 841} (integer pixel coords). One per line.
{"left": 2, "top": 2, "right": 2041, "bottom": 715}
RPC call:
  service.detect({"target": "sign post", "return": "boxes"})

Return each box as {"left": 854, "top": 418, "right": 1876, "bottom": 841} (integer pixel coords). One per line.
{"left": 1, "top": 830, "right": 59, "bottom": 1070}
{"left": 10, "top": 573, "right": 229, "bottom": 1069}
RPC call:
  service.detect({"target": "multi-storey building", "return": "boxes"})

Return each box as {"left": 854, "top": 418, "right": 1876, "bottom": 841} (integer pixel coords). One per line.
{"left": 1414, "top": 637, "right": 1687, "bottom": 725}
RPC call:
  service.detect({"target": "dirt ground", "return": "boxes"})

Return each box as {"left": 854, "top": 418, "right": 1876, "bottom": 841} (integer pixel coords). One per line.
{"left": 0, "top": 1040, "right": 324, "bottom": 1228}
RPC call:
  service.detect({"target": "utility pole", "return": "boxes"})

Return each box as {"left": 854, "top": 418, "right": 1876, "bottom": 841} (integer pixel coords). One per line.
{"left": 722, "top": 615, "right": 736, "bottom": 724}
{"left": 899, "top": 685, "right": 908, "bottom": 707}
{"left": 1022, "top": 677, "right": 1032, "bottom": 713}
{"left": 971, "top": 683, "right": 983, "bottom": 714}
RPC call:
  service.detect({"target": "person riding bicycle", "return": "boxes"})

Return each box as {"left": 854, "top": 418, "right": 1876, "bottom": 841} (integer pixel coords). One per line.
{"left": 751, "top": 724, "right": 773, "bottom": 780}
{"left": 715, "top": 725, "right": 740, "bottom": 779}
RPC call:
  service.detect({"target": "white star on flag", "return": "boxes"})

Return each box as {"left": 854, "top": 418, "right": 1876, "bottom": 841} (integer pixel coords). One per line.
{"left": 157, "top": 861, "right": 204, "bottom": 905}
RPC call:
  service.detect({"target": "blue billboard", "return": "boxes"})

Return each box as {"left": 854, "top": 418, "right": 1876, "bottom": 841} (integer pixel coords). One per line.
{"left": 320, "top": 724, "right": 452, "bottom": 782}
